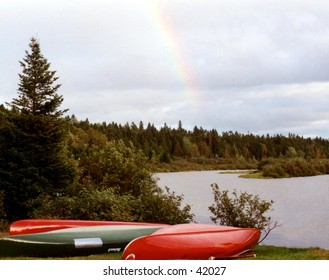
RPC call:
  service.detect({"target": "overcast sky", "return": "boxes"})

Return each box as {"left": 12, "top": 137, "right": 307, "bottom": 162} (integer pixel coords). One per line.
{"left": 2, "top": 0, "right": 329, "bottom": 137}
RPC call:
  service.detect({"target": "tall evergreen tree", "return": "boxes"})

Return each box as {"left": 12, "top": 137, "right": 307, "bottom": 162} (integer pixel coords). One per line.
{"left": 0, "top": 37, "right": 76, "bottom": 221}
{"left": 11, "top": 37, "right": 67, "bottom": 117}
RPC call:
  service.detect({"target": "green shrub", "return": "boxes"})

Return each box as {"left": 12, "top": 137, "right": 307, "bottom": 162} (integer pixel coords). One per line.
{"left": 0, "top": 190, "right": 6, "bottom": 224}
{"left": 258, "top": 158, "right": 329, "bottom": 178}
{"left": 30, "top": 140, "right": 195, "bottom": 225}
{"left": 78, "top": 140, "right": 155, "bottom": 196}
{"left": 0, "top": 190, "right": 4, "bottom": 215}
{"left": 262, "top": 163, "right": 288, "bottom": 178}
{"left": 29, "top": 188, "right": 136, "bottom": 221}
{"left": 285, "top": 158, "right": 314, "bottom": 177}
{"left": 30, "top": 186, "right": 194, "bottom": 225}
{"left": 209, "top": 184, "right": 277, "bottom": 241}
{"left": 136, "top": 186, "right": 194, "bottom": 224}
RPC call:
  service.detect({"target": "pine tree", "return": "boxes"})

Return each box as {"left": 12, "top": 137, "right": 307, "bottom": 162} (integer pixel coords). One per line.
{"left": 0, "top": 37, "right": 76, "bottom": 221}
{"left": 10, "top": 37, "right": 67, "bottom": 117}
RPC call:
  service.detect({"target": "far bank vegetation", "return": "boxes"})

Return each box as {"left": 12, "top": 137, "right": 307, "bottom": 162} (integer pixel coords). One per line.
{"left": 68, "top": 119, "right": 329, "bottom": 178}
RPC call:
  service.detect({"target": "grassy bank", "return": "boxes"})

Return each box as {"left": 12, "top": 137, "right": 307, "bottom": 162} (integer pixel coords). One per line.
{"left": 241, "top": 158, "right": 329, "bottom": 179}
{"left": 239, "top": 171, "right": 269, "bottom": 179}
{"left": 152, "top": 157, "right": 329, "bottom": 179}
{"left": 152, "top": 157, "right": 257, "bottom": 173}
{"left": 0, "top": 245, "right": 328, "bottom": 260}
{"left": 252, "top": 245, "right": 329, "bottom": 260}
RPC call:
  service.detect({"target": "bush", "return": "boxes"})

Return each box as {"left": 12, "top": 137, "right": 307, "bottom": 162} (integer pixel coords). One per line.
{"left": 258, "top": 158, "right": 329, "bottom": 178}
{"left": 285, "top": 158, "right": 315, "bottom": 177}
{"left": 0, "top": 189, "right": 9, "bottom": 231}
{"left": 209, "top": 184, "right": 277, "bottom": 241}
{"left": 262, "top": 162, "right": 288, "bottom": 178}
{"left": 29, "top": 188, "right": 136, "bottom": 221}
{"left": 30, "top": 186, "right": 194, "bottom": 225}
{"left": 30, "top": 140, "right": 195, "bottom": 225}
{"left": 0, "top": 189, "right": 6, "bottom": 220}
{"left": 136, "top": 186, "right": 195, "bottom": 224}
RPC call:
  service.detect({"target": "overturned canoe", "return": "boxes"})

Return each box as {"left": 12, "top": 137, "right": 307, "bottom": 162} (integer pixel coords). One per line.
{"left": 122, "top": 224, "right": 261, "bottom": 260}
{"left": 0, "top": 224, "right": 165, "bottom": 257}
{"left": 9, "top": 219, "right": 167, "bottom": 235}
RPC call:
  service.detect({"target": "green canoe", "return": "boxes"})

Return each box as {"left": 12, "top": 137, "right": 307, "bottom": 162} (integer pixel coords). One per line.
{"left": 0, "top": 224, "right": 165, "bottom": 257}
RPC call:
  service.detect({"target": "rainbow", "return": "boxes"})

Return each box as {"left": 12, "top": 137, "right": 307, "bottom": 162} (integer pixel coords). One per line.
{"left": 145, "top": 1, "right": 200, "bottom": 107}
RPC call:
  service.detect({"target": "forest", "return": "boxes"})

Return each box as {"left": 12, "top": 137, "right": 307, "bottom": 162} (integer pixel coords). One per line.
{"left": 66, "top": 116, "right": 329, "bottom": 175}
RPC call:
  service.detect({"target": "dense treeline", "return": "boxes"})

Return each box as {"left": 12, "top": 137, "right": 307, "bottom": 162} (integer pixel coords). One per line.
{"left": 67, "top": 116, "right": 329, "bottom": 167}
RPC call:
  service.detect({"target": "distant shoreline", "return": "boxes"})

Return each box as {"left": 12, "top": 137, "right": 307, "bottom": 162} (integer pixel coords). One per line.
{"left": 153, "top": 157, "right": 329, "bottom": 179}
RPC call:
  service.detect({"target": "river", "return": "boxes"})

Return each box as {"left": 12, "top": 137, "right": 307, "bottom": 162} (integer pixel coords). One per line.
{"left": 155, "top": 171, "right": 329, "bottom": 250}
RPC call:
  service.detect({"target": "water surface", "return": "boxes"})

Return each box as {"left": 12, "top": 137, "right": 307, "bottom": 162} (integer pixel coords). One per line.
{"left": 156, "top": 171, "right": 329, "bottom": 249}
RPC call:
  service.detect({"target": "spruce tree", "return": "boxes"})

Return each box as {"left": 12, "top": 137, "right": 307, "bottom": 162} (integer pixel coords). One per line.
{"left": 0, "top": 37, "right": 76, "bottom": 221}
{"left": 11, "top": 37, "right": 67, "bottom": 117}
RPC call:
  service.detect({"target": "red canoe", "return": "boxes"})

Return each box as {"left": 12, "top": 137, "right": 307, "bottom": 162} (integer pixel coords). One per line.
{"left": 9, "top": 219, "right": 168, "bottom": 236}
{"left": 122, "top": 224, "right": 261, "bottom": 260}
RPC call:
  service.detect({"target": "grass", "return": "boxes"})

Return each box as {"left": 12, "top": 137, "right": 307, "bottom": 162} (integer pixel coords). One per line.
{"left": 1, "top": 244, "right": 328, "bottom": 260}
{"left": 252, "top": 245, "right": 329, "bottom": 260}
{"left": 220, "top": 170, "right": 256, "bottom": 175}
{"left": 152, "top": 158, "right": 258, "bottom": 173}
{"left": 239, "top": 171, "right": 269, "bottom": 179}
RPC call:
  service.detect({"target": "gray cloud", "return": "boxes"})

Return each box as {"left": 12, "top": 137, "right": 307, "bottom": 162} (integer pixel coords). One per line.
{"left": 1, "top": 0, "right": 329, "bottom": 137}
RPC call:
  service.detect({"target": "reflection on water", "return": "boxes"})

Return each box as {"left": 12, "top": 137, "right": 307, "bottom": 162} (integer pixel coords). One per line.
{"left": 155, "top": 171, "right": 329, "bottom": 249}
